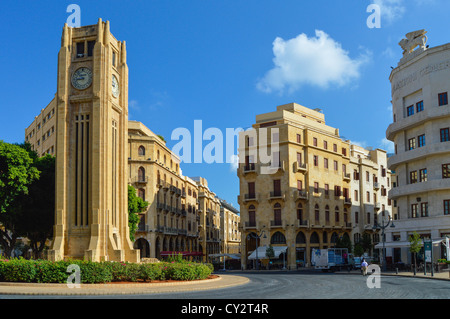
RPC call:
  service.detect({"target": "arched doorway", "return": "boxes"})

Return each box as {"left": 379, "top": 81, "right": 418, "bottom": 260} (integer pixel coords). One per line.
{"left": 134, "top": 238, "right": 150, "bottom": 259}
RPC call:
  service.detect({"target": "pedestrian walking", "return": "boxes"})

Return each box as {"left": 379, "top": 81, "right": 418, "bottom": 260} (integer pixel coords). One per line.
{"left": 361, "top": 258, "right": 369, "bottom": 276}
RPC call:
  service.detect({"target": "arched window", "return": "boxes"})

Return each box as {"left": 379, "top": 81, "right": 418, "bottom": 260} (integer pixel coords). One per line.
{"left": 310, "top": 232, "right": 320, "bottom": 244}
{"left": 323, "top": 231, "right": 328, "bottom": 243}
{"left": 138, "top": 167, "right": 145, "bottom": 182}
{"left": 271, "top": 231, "right": 286, "bottom": 244}
{"left": 138, "top": 145, "right": 145, "bottom": 156}
{"left": 331, "top": 232, "right": 339, "bottom": 244}
{"left": 296, "top": 231, "right": 306, "bottom": 244}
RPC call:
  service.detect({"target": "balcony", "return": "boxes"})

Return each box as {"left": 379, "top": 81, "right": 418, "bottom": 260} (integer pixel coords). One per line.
{"left": 294, "top": 190, "right": 309, "bottom": 201}
{"left": 269, "top": 220, "right": 285, "bottom": 229}
{"left": 374, "top": 202, "right": 381, "bottom": 210}
{"left": 244, "top": 221, "right": 257, "bottom": 230}
{"left": 343, "top": 173, "right": 351, "bottom": 182}
{"left": 294, "top": 162, "right": 308, "bottom": 173}
{"left": 133, "top": 176, "right": 148, "bottom": 184}
{"left": 344, "top": 198, "right": 352, "bottom": 207}
{"left": 297, "top": 219, "right": 309, "bottom": 228}
{"left": 243, "top": 193, "right": 259, "bottom": 203}
{"left": 344, "top": 222, "right": 352, "bottom": 229}
{"left": 268, "top": 191, "right": 285, "bottom": 201}
{"left": 373, "top": 182, "right": 380, "bottom": 190}
{"left": 242, "top": 163, "right": 257, "bottom": 174}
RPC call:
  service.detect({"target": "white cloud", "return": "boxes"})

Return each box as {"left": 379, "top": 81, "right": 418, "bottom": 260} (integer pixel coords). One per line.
{"left": 229, "top": 154, "right": 239, "bottom": 172}
{"left": 373, "top": 0, "right": 406, "bottom": 24}
{"left": 379, "top": 138, "right": 395, "bottom": 153}
{"left": 257, "top": 30, "right": 370, "bottom": 94}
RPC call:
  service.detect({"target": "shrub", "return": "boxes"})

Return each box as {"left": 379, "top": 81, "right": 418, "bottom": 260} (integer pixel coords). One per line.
{"left": 0, "top": 259, "right": 211, "bottom": 283}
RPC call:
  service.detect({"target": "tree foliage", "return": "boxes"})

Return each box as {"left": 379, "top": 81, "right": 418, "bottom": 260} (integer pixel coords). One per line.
{"left": 0, "top": 141, "right": 40, "bottom": 257}
{"left": 128, "top": 185, "right": 149, "bottom": 242}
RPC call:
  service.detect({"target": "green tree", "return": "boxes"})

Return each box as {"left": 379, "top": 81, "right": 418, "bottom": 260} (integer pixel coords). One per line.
{"left": 128, "top": 185, "right": 149, "bottom": 242}
{"left": 0, "top": 141, "right": 40, "bottom": 257}
{"left": 336, "top": 235, "right": 352, "bottom": 253}
{"left": 353, "top": 243, "right": 364, "bottom": 257}
{"left": 409, "top": 231, "right": 422, "bottom": 275}
{"left": 266, "top": 245, "right": 275, "bottom": 259}
{"left": 13, "top": 154, "right": 55, "bottom": 259}
{"left": 361, "top": 233, "right": 373, "bottom": 254}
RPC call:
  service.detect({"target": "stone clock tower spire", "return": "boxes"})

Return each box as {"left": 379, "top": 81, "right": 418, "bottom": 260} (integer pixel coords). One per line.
{"left": 48, "top": 19, "right": 139, "bottom": 262}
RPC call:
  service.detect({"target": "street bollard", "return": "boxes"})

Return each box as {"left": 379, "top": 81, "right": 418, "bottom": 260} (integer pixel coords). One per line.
{"left": 395, "top": 267, "right": 398, "bottom": 274}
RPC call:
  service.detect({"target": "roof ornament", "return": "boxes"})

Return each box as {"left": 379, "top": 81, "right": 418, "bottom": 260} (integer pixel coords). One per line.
{"left": 399, "top": 29, "right": 428, "bottom": 57}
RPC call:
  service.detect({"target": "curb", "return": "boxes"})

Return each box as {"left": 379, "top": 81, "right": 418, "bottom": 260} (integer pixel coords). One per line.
{"left": 0, "top": 275, "right": 250, "bottom": 296}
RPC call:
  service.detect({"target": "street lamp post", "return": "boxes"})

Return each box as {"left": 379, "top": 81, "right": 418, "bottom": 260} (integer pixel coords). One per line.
{"left": 248, "top": 231, "right": 267, "bottom": 270}
{"left": 373, "top": 215, "right": 395, "bottom": 272}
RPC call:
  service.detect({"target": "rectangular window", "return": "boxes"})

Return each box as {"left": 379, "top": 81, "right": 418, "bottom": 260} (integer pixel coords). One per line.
{"left": 410, "top": 171, "right": 418, "bottom": 184}
{"left": 334, "top": 160, "right": 338, "bottom": 171}
{"left": 334, "top": 186, "right": 341, "bottom": 197}
{"left": 419, "top": 168, "right": 427, "bottom": 182}
{"left": 418, "top": 134, "right": 426, "bottom": 147}
{"left": 112, "top": 51, "right": 116, "bottom": 67}
{"left": 313, "top": 155, "right": 319, "bottom": 167}
{"left": 324, "top": 158, "right": 329, "bottom": 169}
{"left": 313, "top": 137, "right": 318, "bottom": 147}
{"left": 416, "top": 101, "right": 424, "bottom": 112}
{"left": 324, "top": 184, "right": 329, "bottom": 196}
{"left": 297, "top": 134, "right": 301, "bottom": 144}
{"left": 297, "top": 180, "right": 303, "bottom": 191}
{"left": 441, "top": 128, "right": 450, "bottom": 142}
{"left": 439, "top": 92, "right": 448, "bottom": 106}
{"left": 355, "top": 211, "right": 359, "bottom": 224}
{"left": 333, "top": 144, "right": 337, "bottom": 152}
{"left": 354, "top": 190, "right": 358, "bottom": 201}
{"left": 408, "top": 138, "right": 416, "bottom": 150}
{"left": 443, "top": 164, "right": 450, "bottom": 179}
{"left": 342, "top": 148, "right": 347, "bottom": 156}
{"left": 367, "top": 213, "right": 371, "bottom": 224}
{"left": 411, "top": 204, "right": 418, "bottom": 218}
{"left": 314, "top": 182, "right": 319, "bottom": 194}
{"left": 87, "top": 40, "right": 96, "bottom": 57}
{"left": 445, "top": 200, "right": 450, "bottom": 215}
{"left": 407, "top": 105, "right": 414, "bottom": 116}
{"left": 421, "top": 202, "right": 429, "bottom": 217}
{"left": 76, "top": 42, "right": 85, "bottom": 58}
{"left": 297, "top": 152, "right": 302, "bottom": 164}
{"left": 323, "top": 140, "right": 328, "bottom": 149}
{"left": 366, "top": 191, "right": 370, "bottom": 202}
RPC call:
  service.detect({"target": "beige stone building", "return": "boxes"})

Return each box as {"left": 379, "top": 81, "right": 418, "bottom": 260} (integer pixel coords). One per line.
{"left": 238, "top": 103, "right": 353, "bottom": 269}
{"left": 192, "top": 177, "right": 222, "bottom": 262}
{"left": 384, "top": 30, "right": 450, "bottom": 263}
{"left": 219, "top": 199, "right": 241, "bottom": 256}
{"left": 127, "top": 121, "right": 200, "bottom": 259}
{"left": 349, "top": 144, "right": 393, "bottom": 258}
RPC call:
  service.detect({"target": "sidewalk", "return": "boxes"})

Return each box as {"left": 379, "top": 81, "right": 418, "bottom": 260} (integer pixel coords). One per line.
{"left": 335, "top": 268, "right": 450, "bottom": 281}
{"left": 0, "top": 274, "right": 250, "bottom": 296}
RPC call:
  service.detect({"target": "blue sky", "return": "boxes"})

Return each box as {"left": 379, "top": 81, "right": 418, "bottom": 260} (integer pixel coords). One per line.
{"left": 1, "top": 0, "right": 450, "bottom": 209}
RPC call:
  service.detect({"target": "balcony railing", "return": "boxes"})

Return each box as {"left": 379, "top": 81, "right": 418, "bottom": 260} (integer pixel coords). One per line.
{"left": 297, "top": 219, "right": 309, "bottom": 227}
{"left": 343, "top": 173, "right": 351, "bottom": 181}
{"left": 294, "top": 162, "right": 308, "bottom": 172}
{"left": 294, "top": 190, "right": 308, "bottom": 201}
{"left": 133, "top": 176, "right": 148, "bottom": 184}
{"left": 269, "top": 191, "right": 284, "bottom": 200}
{"left": 244, "top": 193, "right": 258, "bottom": 202}
{"left": 243, "top": 163, "right": 256, "bottom": 173}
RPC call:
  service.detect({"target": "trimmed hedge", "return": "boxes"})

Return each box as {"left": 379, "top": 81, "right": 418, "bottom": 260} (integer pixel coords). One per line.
{"left": 0, "top": 257, "right": 212, "bottom": 284}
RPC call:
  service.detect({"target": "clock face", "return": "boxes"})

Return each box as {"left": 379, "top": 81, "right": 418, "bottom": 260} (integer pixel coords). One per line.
{"left": 71, "top": 67, "right": 93, "bottom": 90}
{"left": 112, "top": 75, "right": 120, "bottom": 98}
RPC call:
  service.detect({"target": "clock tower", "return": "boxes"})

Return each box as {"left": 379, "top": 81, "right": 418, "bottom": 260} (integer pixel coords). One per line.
{"left": 48, "top": 19, "right": 139, "bottom": 262}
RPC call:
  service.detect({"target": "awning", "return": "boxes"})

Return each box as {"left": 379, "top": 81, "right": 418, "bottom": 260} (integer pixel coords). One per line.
{"left": 160, "top": 251, "right": 203, "bottom": 257}
{"left": 208, "top": 253, "right": 241, "bottom": 260}
{"left": 248, "top": 246, "right": 288, "bottom": 260}
{"left": 375, "top": 239, "right": 443, "bottom": 249}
